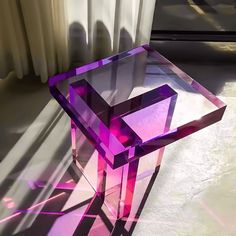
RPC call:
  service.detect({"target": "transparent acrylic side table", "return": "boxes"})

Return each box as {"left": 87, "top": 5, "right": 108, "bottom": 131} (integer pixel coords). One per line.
{"left": 49, "top": 44, "right": 226, "bottom": 220}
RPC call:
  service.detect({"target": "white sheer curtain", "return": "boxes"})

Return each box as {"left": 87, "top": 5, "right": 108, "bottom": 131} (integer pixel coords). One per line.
{"left": 0, "top": 0, "right": 156, "bottom": 83}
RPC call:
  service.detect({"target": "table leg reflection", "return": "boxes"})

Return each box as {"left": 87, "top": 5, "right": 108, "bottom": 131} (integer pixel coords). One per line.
{"left": 72, "top": 154, "right": 163, "bottom": 235}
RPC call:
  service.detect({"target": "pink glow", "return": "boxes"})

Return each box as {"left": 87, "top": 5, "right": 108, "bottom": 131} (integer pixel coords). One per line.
{"left": 2, "top": 197, "right": 15, "bottom": 209}
{"left": 16, "top": 210, "right": 98, "bottom": 219}
{"left": 71, "top": 123, "right": 76, "bottom": 153}
{"left": 0, "top": 212, "right": 21, "bottom": 224}
{"left": 118, "top": 135, "right": 129, "bottom": 143}
{"left": 6, "top": 202, "right": 15, "bottom": 209}
{"left": 28, "top": 180, "right": 37, "bottom": 190}
{"left": 3, "top": 197, "right": 12, "bottom": 202}
{"left": 14, "top": 210, "right": 190, "bottom": 225}
{"left": 16, "top": 210, "right": 64, "bottom": 216}
{"left": 34, "top": 181, "right": 76, "bottom": 190}
{"left": 27, "top": 179, "right": 73, "bottom": 210}
{"left": 27, "top": 192, "right": 65, "bottom": 211}
{"left": 200, "top": 200, "right": 226, "bottom": 228}
{"left": 0, "top": 179, "right": 74, "bottom": 224}
{"left": 123, "top": 99, "right": 170, "bottom": 142}
{"left": 74, "top": 86, "right": 88, "bottom": 96}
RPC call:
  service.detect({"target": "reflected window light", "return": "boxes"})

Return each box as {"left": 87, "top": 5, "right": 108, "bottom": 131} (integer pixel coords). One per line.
{"left": 187, "top": 0, "right": 225, "bottom": 31}
{"left": 204, "top": 42, "right": 236, "bottom": 52}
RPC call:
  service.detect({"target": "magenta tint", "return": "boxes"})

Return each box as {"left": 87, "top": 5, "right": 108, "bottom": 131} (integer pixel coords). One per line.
{"left": 49, "top": 45, "right": 226, "bottom": 168}
{"left": 49, "top": 44, "right": 226, "bottom": 220}
{"left": 69, "top": 79, "right": 177, "bottom": 168}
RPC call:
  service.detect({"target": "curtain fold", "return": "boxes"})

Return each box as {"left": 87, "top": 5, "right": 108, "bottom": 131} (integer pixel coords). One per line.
{"left": 0, "top": 1, "right": 29, "bottom": 79}
{"left": 0, "top": 0, "right": 156, "bottom": 83}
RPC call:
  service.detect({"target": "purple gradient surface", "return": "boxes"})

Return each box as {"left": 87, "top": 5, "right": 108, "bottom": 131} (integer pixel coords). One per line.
{"left": 70, "top": 79, "right": 177, "bottom": 168}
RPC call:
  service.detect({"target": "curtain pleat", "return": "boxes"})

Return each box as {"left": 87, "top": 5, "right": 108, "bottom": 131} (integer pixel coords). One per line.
{"left": 20, "top": 0, "right": 55, "bottom": 82}
{"left": 52, "top": 0, "right": 70, "bottom": 73}
{"left": 0, "top": 0, "right": 29, "bottom": 79}
{"left": 0, "top": 0, "right": 156, "bottom": 83}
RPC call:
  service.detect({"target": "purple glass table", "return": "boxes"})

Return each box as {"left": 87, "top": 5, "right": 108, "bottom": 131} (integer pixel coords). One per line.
{"left": 49, "top": 45, "right": 226, "bottom": 220}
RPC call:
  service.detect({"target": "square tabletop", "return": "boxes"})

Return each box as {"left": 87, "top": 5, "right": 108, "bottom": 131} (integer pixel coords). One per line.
{"left": 49, "top": 45, "right": 226, "bottom": 169}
